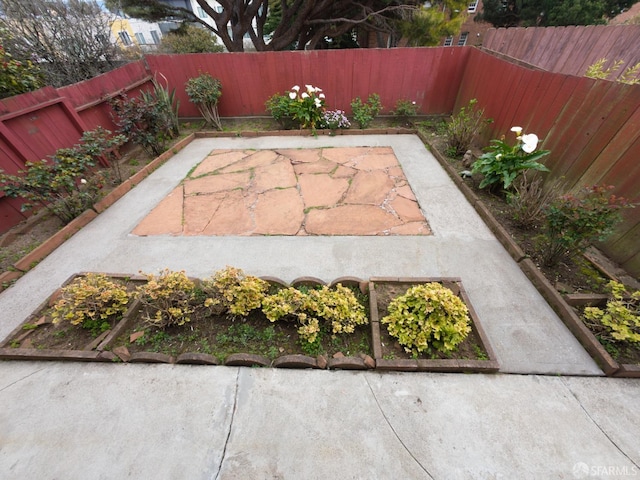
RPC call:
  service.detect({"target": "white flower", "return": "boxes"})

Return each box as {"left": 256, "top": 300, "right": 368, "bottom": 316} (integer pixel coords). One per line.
{"left": 315, "top": 87, "right": 323, "bottom": 93}
{"left": 291, "top": 85, "right": 300, "bottom": 91}
{"left": 289, "top": 92, "right": 297, "bottom": 100}
{"left": 314, "top": 98, "right": 322, "bottom": 107}
{"left": 510, "top": 126, "right": 523, "bottom": 135}
{"left": 319, "top": 93, "right": 325, "bottom": 99}
{"left": 495, "top": 154, "right": 502, "bottom": 161}
{"left": 80, "top": 178, "right": 87, "bottom": 184}
{"left": 521, "top": 133, "right": 539, "bottom": 153}
{"left": 301, "top": 92, "right": 309, "bottom": 99}
{"left": 305, "top": 84, "right": 314, "bottom": 93}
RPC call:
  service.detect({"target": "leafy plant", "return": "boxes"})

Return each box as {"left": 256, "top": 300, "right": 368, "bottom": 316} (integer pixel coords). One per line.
{"left": 350, "top": 93, "right": 382, "bottom": 129}
{"left": 77, "top": 127, "right": 127, "bottom": 183}
{"left": 584, "top": 281, "right": 640, "bottom": 344}
{"left": 585, "top": 58, "right": 640, "bottom": 85}
{"left": 471, "top": 126, "right": 550, "bottom": 190}
{"left": 445, "top": 98, "right": 492, "bottom": 157}
{"left": 109, "top": 92, "right": 174, "bottom": 156}
{"left": 262, "top": 283, "right": 368, "bottom": 345}
{"left": 137, "top": 269, "right": 196, "bottom": 328}
{"left": 51, "top": 273, "right": 132, "bottom": 336}
{"left": 319, "top": 109, "right": 351, "bottom": 130}
{"left": 392, "top": 99, "right": 419, "bottom": 118}
{"left": 185, "top": 73, "right": 222, "bottom": 130}
{"left": 0, "top": 148, "right": 101, "bottom": 223}
{"left": 160, "top": 24, "right": 224, "bottom": 53}
{"left": 147, "top": 73, "right": 180, "bottom": 137}
{"left": 0, "top": 43, "right": 43, "bottom": 99}
{"left": 539, "top": 185, "right": 635, "bottom": 266}
{"left": 381, "top": 283, "right": 471, "bottom": 356}
{"left": 200, "top": 266, "right": 270, "bottom": 317}
{"left": 266, "top": 84, "right": 325, "bottom": 130}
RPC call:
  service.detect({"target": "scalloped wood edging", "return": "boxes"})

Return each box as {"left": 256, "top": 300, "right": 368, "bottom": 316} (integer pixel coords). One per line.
{"left": 418, "top": 131, "right": 637, "bottom": 377}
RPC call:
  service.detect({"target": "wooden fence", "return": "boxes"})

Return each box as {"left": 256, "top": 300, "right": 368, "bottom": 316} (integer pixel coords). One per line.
{"left": 483, "top": 25, "right": 640, "bottom": 81}
{"left": 456, "top": 48, "right": 640, "bottom": 275}
{"left": 0, "top": 47, "right": 638, "bottom": 275}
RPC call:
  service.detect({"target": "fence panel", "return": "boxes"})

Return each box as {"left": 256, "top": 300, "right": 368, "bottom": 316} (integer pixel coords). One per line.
{"left": 456, "top": 48, "right": 640, "bottom": 275}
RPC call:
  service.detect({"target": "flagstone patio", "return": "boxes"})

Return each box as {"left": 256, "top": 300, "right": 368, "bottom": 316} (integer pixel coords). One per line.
{"left": 132, "top": 146, "right": 431, "bottom": 236}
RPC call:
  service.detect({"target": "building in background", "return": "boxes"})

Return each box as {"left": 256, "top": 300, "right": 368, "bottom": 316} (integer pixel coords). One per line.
{"left": 442, "top": 0, "right": 492, "bottom": 47}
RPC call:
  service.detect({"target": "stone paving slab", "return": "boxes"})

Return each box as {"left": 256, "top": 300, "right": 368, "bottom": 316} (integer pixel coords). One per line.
{"left": 132, "top": 147, "right": 431, "bottom": 237}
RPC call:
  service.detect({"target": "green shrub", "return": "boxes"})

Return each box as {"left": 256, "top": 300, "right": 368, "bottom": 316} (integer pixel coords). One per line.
{"left": 506, "top": 173, "right": 561, "bottom": 229}
{"left": 392, "top": 99, "right": 419, "bottom": 118}
{"left": 185, "top": 73, "right": 222, "bottom": 130}
{"left": 584, "top": 281, "right": 640, "bottom": 344}
{"left": 160, "top": 24, "right": 224, "bottom": 54}
{"left": 445, "top": 98, "right": 492, "bottom": 157}
{"left": 539, "top": 185, "right": 635, "bottom": 266}
{"left": 52, "top": 273, "right": 132, "bottom": 336}
{"left": 0, "top": 44, "right": 43, "bottom": 99}
{"left": 0, "top": 147, "right": 100, "bottom": 223}
{"left": 471, "top": 126, "right": 550, "bottom": 190}
{"left": 109, "top": 92, "right": 174, "bottom": 156}
{"left": 381, "top": 283, "right": 471, "bottom": 356}
{"left": 77, "top": 127, "right": 127, "bottom": 183}
{"left": 350, "top": 93, "right": 382, "bottom": 129}
{"left": 137, "top": 269, "right": 196, "bottom": 328}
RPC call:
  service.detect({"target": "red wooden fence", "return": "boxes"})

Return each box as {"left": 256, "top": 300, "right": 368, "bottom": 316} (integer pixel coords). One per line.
{"left": 0, "top": 47, "right": 639, "bottom": 275}
{"left": 456, "top": 48, "right": 640, "bottom": 275}
{"left": 483, "top": 25, "right": 640, "bottom": 81}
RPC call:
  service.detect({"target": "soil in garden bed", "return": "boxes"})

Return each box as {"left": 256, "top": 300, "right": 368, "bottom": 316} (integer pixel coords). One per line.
{"left": 374, "top": 282, "right": 490, "bottom": 362}
{"left": 580, "top": 311, "right": 640, "bottom": 366}
{"left": 109, "top": 309, "right": 372, "bottom": 363}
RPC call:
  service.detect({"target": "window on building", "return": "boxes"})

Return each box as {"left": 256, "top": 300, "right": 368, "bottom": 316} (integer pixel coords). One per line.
{"left": 150, "top": 30, "right": 160, "bottom": 44}
{"left": 444, "top": 36, "right": 453, "bottom": 47}
{"left": 468, "top": 0, "right": 479, "bottom": 12}
{"left": 118, "top": 31, "right": 132, "bottom": 46}
{"left": 197, "top": 6, "right": 207, "bottom": 18}
{"left": 135, "top": 32, "right": 146, "bottom": 45}
{"left": 457, "top": 32, "right": 469, "bottom": 46}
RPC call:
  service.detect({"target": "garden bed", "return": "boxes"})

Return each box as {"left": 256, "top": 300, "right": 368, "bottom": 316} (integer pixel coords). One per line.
{"left": 369, "top": 277, "right": 499, "bottom": 373}
{"left": 0, "top": 272, "right": 500, "bottom": 373}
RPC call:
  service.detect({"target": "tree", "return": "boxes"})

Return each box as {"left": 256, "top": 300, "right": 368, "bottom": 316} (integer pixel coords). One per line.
{"left": 0, "top": 38, "right": 44, "bottom": 99}
{"left": 0, "top": 0, "right": 120, "bottom": 87}
{"left": 106, "top": 0, "right": 463, "bottom": 52}
{"left": 477, "top": 0, "right": 638, "bottom": 27}
{"left": 160, "top": 24, "right": 224, "bottom": 53}
{"left": 400, "top": 0, "right": 468, "bottom": 46}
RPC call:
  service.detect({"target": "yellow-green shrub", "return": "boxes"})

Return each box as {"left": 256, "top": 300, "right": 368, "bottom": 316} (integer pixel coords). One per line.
{"left": 137, "top": 269, "right": 195, "bottom": 328}
{"left": 262, "top": 284, "right": 368, "bottom": 344}
{"left": 584, "top": 281, "right": 640, "bottom": 344}
{"left": 51, "top": 273, "right": 131, "bottom": 335}
{"left": 200, "top": 266, "right": 270, "bottom": 317}
{"left": 381, "top": 283, "right": 471, "bottom": 356}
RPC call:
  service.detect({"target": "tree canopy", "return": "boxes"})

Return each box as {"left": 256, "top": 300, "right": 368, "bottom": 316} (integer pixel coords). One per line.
{"left": 476, "top": 0, "right": 638, "bottom": 27}
{"left": 107, "top": 0, "right": 467, "bottom": 52}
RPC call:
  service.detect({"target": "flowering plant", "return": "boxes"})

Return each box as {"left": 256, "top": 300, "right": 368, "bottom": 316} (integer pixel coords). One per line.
{"left": 265, "top": 84, "right": 325, "bottom": 130}
{"left": 319, "top": 109, "right": 350, "bottom": 130}
{"left": 471, "top": 126, "right": 550, "bottom": 190}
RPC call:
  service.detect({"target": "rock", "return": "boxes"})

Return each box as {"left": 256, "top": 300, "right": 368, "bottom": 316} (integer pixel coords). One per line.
{"left": 130, "top": 331, "right": 145, "bottom": 343}
{"left": 112, "top": 346, "right": 131, "bottom": 362}
{"left": 316, "top": 355, "right": 328, "bottom": 369}
{"left": 333, "top": 352, "right": 345, "bottom": 358}
{"left": 462, "top": 150, "right": 474, "bottom": 168}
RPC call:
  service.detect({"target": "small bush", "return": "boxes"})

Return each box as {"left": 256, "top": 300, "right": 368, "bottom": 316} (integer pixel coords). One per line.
{"left": 0, "top": 147, "right": 100, "bottom": 223}
{"left": 584, "top": 281, "right": 640, "bottom": 344}
{"left": 392, "top": 99, "right": 419, "bottom": 118}
{"left": 539, "top": 185, "right": 635, "bottom": 266}
{"left": 446, "top": 98, "right": 492, "bottom": 157}
{"left": 185, "top": 73, "right": 222, "bottom": 130}
{"left": 350, "top": 93, "right": 382, "bottom": 129}
{"left": 266, "top": 84, "right": 325, "bottom": 130}
{"left": 262, "top": 284, "right": 368, "bottom": 345}
{"left": 51, "top": 273, "right": 131, "bottom": 336}
{"left": 137, "top": 269, "right": 196, "bottom": 328}
{"left": 160, "top": 24, "right": 224, "bottom": 54}
{"left": 200, "top": 266, "right": 270, "bottom": 317}
{"left": 109, "top": 92, "right": 174, "bottom": 156}
{"left": 507, "top": 174, "right": 561, "bottom": 229}
{"left": 381, "top": 283, "right": 471, "bottom": 356}
{"left": 77, "top": 127, "right": 127, "bottom": 183}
